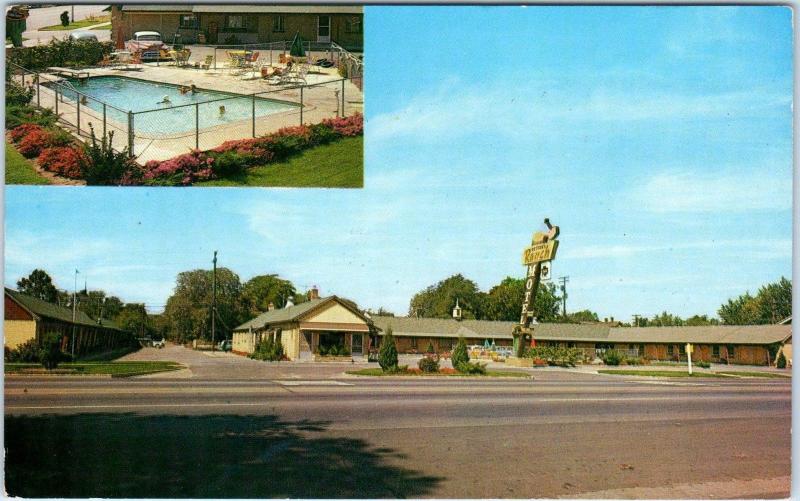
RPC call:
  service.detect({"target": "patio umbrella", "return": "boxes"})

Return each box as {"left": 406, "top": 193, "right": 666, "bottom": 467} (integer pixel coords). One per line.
{"left": 289, "top": 31, "right": 306, "bottom": 58}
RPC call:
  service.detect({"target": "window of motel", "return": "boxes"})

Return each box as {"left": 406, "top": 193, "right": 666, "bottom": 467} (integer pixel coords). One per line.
{"left": 667, "top": 345, "right": 674, "bottom": 356}
{"left": 179, "top": 15, "right": 197, "bottom": 29}
{"left": 410, "top": 337, "right": 417, "bottom": 349}
{"left": 638, "top": 344, "right": 645, "bottom": 355}
{"left": 679, "top": 344, "right": 686, "bottom": 355}
{"left": 727, "top": 345, "right": 735, "bottom": 358}
{"left": 273, "top": 15, "right": 284, "bottom": 32}
{"left": 713, "top": 345, "right": 720, "bottom": 358}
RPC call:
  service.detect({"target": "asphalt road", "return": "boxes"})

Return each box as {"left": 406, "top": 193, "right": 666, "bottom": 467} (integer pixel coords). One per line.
{"left": 4, "top": 375, "right": 790, "bottom": 498}
{"left": 16, "top": 4, "right": 110, "bottom": 46}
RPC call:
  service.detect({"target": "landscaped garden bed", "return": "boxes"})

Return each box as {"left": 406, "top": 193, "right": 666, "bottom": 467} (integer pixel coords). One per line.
{"left": 597, "top": 369, "right": 790, "bottom": 379}
{"left": 5, "top": 361, "right": 185, "bottom": 378}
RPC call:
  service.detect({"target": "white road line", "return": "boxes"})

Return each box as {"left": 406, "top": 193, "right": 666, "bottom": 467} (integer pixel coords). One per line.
{"left": 274, "top": 380, "right": 354, "bottom": 386}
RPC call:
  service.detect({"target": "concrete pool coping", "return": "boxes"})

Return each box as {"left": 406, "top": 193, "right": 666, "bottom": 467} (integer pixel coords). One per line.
{"left": 33, "top": 62, "right": 362, "bottom": 163}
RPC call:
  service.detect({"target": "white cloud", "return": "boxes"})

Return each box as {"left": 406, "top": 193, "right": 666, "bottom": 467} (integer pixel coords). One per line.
{"left": 631, "top": 170, "right": 791, "bottom": 213}
{"left": 562, "top": 238, "right": 791, "bottom": 260}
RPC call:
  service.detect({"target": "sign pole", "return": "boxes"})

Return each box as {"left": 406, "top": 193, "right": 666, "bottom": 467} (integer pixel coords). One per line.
{"left": 687, "top": 343, "right": 693, "bottom": 375}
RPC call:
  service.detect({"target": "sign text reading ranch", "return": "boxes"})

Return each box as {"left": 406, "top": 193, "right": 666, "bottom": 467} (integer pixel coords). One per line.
{"left": 521, "top": 240, "right": 558, "bottom": 265}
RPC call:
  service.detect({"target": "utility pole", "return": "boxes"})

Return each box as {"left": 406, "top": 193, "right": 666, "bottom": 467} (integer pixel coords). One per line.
{"left": 211, "top": 251, "right": 217, "bottom": 351}
{"left": 71, "top": 269, "right": 79, "bottom": 357}
{"left": 558, "top": 276, "right": 569, "bottom": 318}
{"left": 633, "top": 314, "right": 641, "bottom": 327}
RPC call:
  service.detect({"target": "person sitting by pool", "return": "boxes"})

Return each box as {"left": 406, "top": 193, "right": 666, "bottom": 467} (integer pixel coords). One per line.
{"left": 79, "top": 95, "right": 88, "bottom": 105}
{"left": 219, "top": 105, "right": 226, "bottom": 115}
{"left": 158, "top": 95, "right": 171, "bottom": 105}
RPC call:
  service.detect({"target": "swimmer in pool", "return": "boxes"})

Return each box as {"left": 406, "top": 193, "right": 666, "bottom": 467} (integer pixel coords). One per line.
{"left": 79, "top": 95, "right": 88, "bottom": 105}
{"left": 190, "top": 84, "right": 197, "bottom": 94}
{"left": 158, "top": 95, "right": 171, "bottom": 104}
{"left": 178, "top": 85, "right": 188, "bottom": 95}
{"left": 219, "top": 105, "right": 226, "bottom": 115}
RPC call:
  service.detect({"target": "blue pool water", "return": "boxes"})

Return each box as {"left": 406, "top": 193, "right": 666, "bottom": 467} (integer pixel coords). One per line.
{"left": 56, "top": 76, "right": 297, "bottom": 135}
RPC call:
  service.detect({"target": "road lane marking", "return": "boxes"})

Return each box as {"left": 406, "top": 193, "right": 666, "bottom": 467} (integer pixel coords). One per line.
{"left": 274, "top": 380, "right": 354, "bottom": 386}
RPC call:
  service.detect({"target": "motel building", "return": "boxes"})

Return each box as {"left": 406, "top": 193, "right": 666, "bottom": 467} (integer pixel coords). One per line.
{"left": 370, "top": 314, "right": 792, "bottom": 366}
{"left": 4, "top": 288, "right": 130, "bottom": 356}
{"left": 232, "top": 289, "right": 373, "bottom": 361}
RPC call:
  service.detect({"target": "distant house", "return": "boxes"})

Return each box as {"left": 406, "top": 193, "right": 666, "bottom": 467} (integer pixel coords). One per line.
{"left": 110, "top": 4, "right": 364, "bottom": 50}
{"left": 370, "top": 315, "right": 792, "bottom": 366}
{"left": 232, "top": 289, "right": 372, "bottom": 361}
{"left": 4, "top": 288, "right": 130, "bottom": 356}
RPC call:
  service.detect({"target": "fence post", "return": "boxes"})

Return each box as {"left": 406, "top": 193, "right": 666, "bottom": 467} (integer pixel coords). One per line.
{"left": 35, "top": 74, "right": 40, "bottom": 107}
{"left": 103, "top": 103, "right": 107, "bottom": 138}
{"left": 127, "top": 111, "right": 134, "bottom": 155}
{"left": 21, "top": 72, "right": 25, "bottom": 87}
{"left": 214, "top": 47, "right": 217, "bottom": 70}
{"left": 251, "top": 93, "right": 256, "bottom": 137}
{"left": 77, "top": 96, "right": 81, "bottom": 135}
{"left": 341, "top": 79, "right": 345, "bottom": 117}
{"left": 300, "top": 86, "right": 304, "bottom": 125}
{"left": 195, "top": 102, "right": 200, "bottom": 150}
{"left": 55, "top": 87, "right": 59, "bottom": 116}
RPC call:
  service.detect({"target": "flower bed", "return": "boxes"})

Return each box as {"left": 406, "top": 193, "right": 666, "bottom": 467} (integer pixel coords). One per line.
{"left": 7, "top": 123, "right": 87, "bottom": 179}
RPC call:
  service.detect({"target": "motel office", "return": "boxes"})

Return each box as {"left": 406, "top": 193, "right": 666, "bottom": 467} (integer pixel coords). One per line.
{"left": 110, "top": 4, "right": 364, "bottom": 50}
{"left": 232, "top": 292, "right": 791, "bottom": 366}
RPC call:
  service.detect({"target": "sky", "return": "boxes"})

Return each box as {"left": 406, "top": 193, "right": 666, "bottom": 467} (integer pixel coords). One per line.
{"left": 3, "top": 6, "right": 794, "bottom": 322}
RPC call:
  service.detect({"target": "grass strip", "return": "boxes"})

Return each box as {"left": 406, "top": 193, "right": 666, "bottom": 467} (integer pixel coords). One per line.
{"left": 714, "top": 371, "right": 791, "bottom": 379}
{"left": 598, "top": 369, "right": 729, "bottom": 378}
{"left": 5, "top": 141, "right": 50, "bottom": 185}
{"left": 198, "top": 136, "right": 363, "bottom": 188}
{"left": 39, "top": 15, "right": 110, "bottom": 31}
{"left": 5, "top": 361, "right": 184, "bottom": 377}
{"left": 346, "top": 368, "right": 531, "bottom": 378}
{"left": 90, "top": 24, "right": 111, "bottom": 30}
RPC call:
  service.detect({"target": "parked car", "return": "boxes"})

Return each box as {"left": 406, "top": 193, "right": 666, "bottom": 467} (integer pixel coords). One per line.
{"left": 218, "top": 339, "right": 232, "bottom": 352}
{"left": 69, "top": 31, "right": 98, "bottom": 42}
{"left": 126, "top": 31, "right": 168, "bottom": 60}
{"left": 152, "top": 338, "right": 166, "bottom": 349}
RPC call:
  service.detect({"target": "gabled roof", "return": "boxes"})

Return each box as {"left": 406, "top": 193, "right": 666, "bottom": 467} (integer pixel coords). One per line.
{"left": 234, "top": 296, "right": 370, "bottom": 332}
{"left": 5, "top": 288, "right": 120, "bottom": 330}
{"left": 370, "top": 315, "right": 792, "bottom": 345}
{"left": 120, "top": 4, "right": 362, "bottom": 14}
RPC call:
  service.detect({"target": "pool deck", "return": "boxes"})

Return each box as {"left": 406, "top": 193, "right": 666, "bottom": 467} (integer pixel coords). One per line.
{"left": 35, "top": 57, "right": 363, "bottom": 163}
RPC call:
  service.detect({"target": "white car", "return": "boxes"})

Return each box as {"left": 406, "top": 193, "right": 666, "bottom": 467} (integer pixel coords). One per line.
{"left": 152, "top": 338, "right": 166, "bottom": 349}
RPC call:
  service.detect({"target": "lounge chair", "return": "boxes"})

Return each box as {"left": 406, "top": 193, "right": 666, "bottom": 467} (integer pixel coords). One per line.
{"left": 200, "top": 55, "right": 213, "bottom": 70}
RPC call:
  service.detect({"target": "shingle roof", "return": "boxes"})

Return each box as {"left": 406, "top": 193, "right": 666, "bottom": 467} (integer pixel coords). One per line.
{"left": 5, "top": 288, "right": 119, "bottom": 330}
{"left": 121, "top": 4, "right": 362, "bottom": 14}
{"left": 234, "top": 296, "right": 371, "bottom": 332}
{"left": 121, "top": 5, "right": 193, "bottom": 12}
{"left": 370, "top": 315, "right": 792, "bottom": 345}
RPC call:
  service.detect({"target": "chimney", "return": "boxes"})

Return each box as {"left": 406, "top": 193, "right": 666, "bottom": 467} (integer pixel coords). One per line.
{"left": 268, "top": 302, "right": 275, "bottom": 311}
{"left": 610, "top": 316, "right": 614, "bottom": 323}
{"left": 308, "top": 286, "right": 320, "bottom": 301}
{"left": 284, "top": 298, "right": 294, "bottom": 309}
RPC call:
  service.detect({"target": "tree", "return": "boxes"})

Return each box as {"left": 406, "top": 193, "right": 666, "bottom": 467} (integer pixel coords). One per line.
{"left": 650, "top": 311, "right": 684, "bottom": 327}
{"left": 777, "top": 351, "right": 787, "bottom": 369}
{"left": 39, "top": 333, "right": 63, "bottom": 370}
{"left": 564, "top": 309, "right": 600, "bottom": 323}
{"left": 378, "top": 327, "right": 398, "bottom": 372}
{"left": 684, "top": 314, "right": 719, "bottom": 326}
{"left": 162, "top": 268, "right": 248, "bottom": 343}
{"left": 115, "top": 303, "right": 153, "bottom": 337}
{"left": 409, "top": 274, "right": 484, "bottom": 319}
{"left": 718, "top": 277, "right": 791, "bottom": 325}
{"left": 60, "top": 11, "right": 69, "bottom": 27}
{"left": 451, "top": 335, "right": 469, "bottom": 369}
{"left": 17, "top": 269, "right": 59, "bottom": 303}
{"left": 242, "top": 274, "right": 297, "bottom": 314}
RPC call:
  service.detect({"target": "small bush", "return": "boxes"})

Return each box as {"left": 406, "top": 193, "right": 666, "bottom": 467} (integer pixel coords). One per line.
{"left": 456, "top": 361, "right": 487, "bottom": 375}
{"left": 322, "top": 113, "right": 363, "bottom": 137}
{"left": 6, "top": 339, "right": 40, "bottom": 362}
{"left": 340, "top": 345, "right": 351, "bottom": 356}
{"left": 425, "top": 341, "right": 435, "bottom": 354}
{"left": 5, "top": 105, "right": 57, "bottom": 129}
{"left": 418, "top": 355, "right": 440, "bottom": 373}
{"left": 39, "top": 333, "right": 63, "bottom": 370}
{"left": 378, "top": 327, "right": 398, "bottom": 372}
{"left": 308, "top": 123, "right": 338, "bottom": 145}
{"left": 37, "top": 146, "right": 86, "bottom": 178}
{"left": 209, "top": 150, "right": 253, "bottom": 177}
{"left": 328, "top": 345, "right": 339, "bottom": 356}
{"left": 6, "top": 80, "right": 34, "bottom": 106}
{"left": 602, "top": 349, "right": 623, "bottom": 366}
{"left": 81, "top": 126, "right": 135, "bottom": 185}
{"left": 625, "top": 356, "right": 645, "bottom": 366}
{"left": 250, "top": 336, "right": 283, "bottom": 362}
{"left": 695, "top": 360, "right": 711, "bottom": 369}
{"left": 451, "top": 336, "right": 469, "bottom": 369}
{"left": 8, "top": 123, "right": 45, "bottom": 143}
{"left": 777, "top": 352, "right": 787, "bottom": 369}
{"left": 17, "top": 128, "right": 55, "bottom": 158}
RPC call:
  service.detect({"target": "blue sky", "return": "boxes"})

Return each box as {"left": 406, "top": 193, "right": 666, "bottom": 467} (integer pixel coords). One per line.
{"left": 4, "top": 6, "right": 793, "bottom": 321}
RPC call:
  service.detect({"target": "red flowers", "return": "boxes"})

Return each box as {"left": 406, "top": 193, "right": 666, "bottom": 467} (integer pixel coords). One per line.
{"left": 17, "top": 128, "right": 55, "bottom": 158}
{"left": 37, "top": 146, "right": 87, "bottom": 178}
{"left": 8, "top": 123, "right": 44, "bottom": 143}
{"left": 322, "top": 112, "right": 363, "bottom": 137}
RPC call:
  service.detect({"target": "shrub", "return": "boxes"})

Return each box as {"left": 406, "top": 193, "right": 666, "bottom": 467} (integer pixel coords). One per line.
{"left": 625, "top": 356, "right": 645, "bottom": 366}
{"left": 456, "top": 361, "right": 487, "bottom": 375}
{"left": 142, "top": 150, "right": 215, "bottom": 186}
{"left": 6, "top": 339, "right": 40, "bottom": 362}
{"left": 340, "top": 345, "right": 351, "bottom": 356}
{"left": 39, "top": 332, "right": 63, "bottom": 370}
{"left": 8, "top": 39, "right": 114, "bottom": 71}
{"left": 418, "top": 355, "right": 440, "bottom": 373}
{"left": 378, "top": 327, "right": 398, "bottom": 372}
{"left": 211, "top": 150, "right": 253, "bottom": 177}
{"left": 308, "top": 123, "right": 338, "bottom": 145}
{"left": 17, "top": 127, "right": 55, "bottom": 157}
{"left": 37, "top": 146, "right": 86, "bottom": 178}
{"left": 328, "top": 345, "right": 339, "bottom": 356}
{"left": 525, "top": 346, "right": 583, "bottom": 367}
{"left": 321, "top": 113, "right": 363, "bottom": 137}
{"left": 5, "top": 104, "right": 57, "bottom": 130}
{"left": 451, "top": 336, "right": 469, "bottom": 369}
{"left": 318, "top": 345, "right": 327, "bottom": 356}
{"left": 425, "top": 341, "right": 435, "bottom": 354}
{"left": 777, "top": 352, "right": 787, "bottom": 369}
{"left": 81, "top": 126, "right": 135, "bottom": 185}
{"left": 8, "top": 123, "right": 45, "bottom": 143}
{"left": 601, "top": 349, "right": 623, "bottom": 366}
{"left": 6, "top": 80, "right": 34, "bottom": 106}
{"left": 695, "top": 360, "right": 711, "bottom": 369}
{"left": 250, "top": 336, "right": 283, "bottom": 362}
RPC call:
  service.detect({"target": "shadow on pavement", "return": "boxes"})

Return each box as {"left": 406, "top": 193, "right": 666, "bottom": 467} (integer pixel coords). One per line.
{"left": 5, "top": 413, "right": 443, "bottom": 498}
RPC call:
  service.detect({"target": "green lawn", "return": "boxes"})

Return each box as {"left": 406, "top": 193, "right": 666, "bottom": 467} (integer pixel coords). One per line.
{"left": 39, "top": 15, "right": 110, "bottom": 31}
{"left": 347, "top": 368, "right": 532, "bottom": 378}
{"left": 715, "top": 371, "right": 791, "bottom": 379}
{"left": 5, "top": 361, "right": 184, "bottom": 377}
{"left": 198, "top": 136, "right": 363, "bottom": 187}
{"left": 90, "top": 23, "right": 111, "bottom": 30}
{"left": 598, "top": 369, "right": 729, "bottom": 378}
{"left": 5, "top": 141, "right": 50, "bottom": 185}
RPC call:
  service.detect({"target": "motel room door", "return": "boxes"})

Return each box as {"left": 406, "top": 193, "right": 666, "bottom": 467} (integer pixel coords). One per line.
{"left": 351, "top": 333, "right": 363, "bottom": 356}
{"left": 317, "top": 15, "right": 331, "bottom": 43}
{"left": 298, "top": 331, "right": 313, "bottom": 361}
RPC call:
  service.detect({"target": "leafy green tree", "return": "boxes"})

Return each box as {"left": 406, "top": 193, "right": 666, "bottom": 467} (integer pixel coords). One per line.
{"left": 718, "top": 277, "right": 791, "bottom": 325}
{"left": 684, "top": 314, "right": 719, "bottom": 326}
{"left": 378, "top": 327, "right": 398, "bottom": 372}
{"left": 649, "top": 311, "right": 684, "bottom": 327}
{"left": 114, "top": 303, "right": 154, "bottom": 337}
{"left": 409, "top": 274, "right": 485, "bottom": 319}
{"left": 60, "top": 11, "right": 69, "bottom": 27}
{"left": 242, "top": 274, "right": 297, "bottom": 314}
{"left": 17, "top": 269, "right": 59, "bottom": 303}
{"left": 564, "top": 309, "right": 600, "bottom": 323}
{"left": 163, "top": 268, "right": 248, "bottom": 343}
{"left": 777, "top": 351, "right": 787, "bottom": 369}
{"left": 451, "top": 336, "right": 469, "bottom": 369}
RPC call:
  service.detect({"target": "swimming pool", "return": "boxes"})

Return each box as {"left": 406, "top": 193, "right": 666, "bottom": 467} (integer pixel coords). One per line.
{"left": 54, "top": 76, "right": 297, "bottom": 135}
